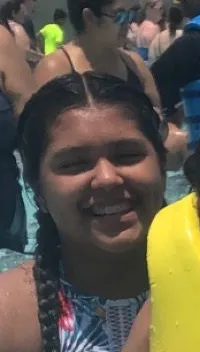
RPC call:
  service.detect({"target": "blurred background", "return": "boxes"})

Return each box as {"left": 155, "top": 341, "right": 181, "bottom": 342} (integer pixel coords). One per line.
{"left": 33, "top": 0, "right": 174, "bottom": 42}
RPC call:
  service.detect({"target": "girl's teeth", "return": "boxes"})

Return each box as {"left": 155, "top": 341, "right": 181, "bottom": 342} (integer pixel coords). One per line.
{"left": 92, "top": 203, "right": 132, "bottom": 216}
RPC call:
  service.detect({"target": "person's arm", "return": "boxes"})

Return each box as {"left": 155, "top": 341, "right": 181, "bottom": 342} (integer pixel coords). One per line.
{"left": 0, "top": 25, "right": 36, "bottom": 115}
{"left": 151, "top": 31, "right": 200, "bottom": 117}
{"left": 10, "top": 22, "right": 30, "bottom": 51}
{"left": 11, "top": 23, "right": 43, "bottom": 68}
{"left": 122, "top": 298, "right": 150, "bottom": 352}
{"left": 122, "top": 49, "right": 161, "bottom": 109}
{"left": 37, "top": 32, "right": 45, "bottom": 53}
{"left": 55, "top": 29, "right": 64, "bottom": 50}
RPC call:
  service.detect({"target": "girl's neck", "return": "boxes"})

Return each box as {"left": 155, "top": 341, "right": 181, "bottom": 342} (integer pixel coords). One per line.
{"left": 74, "top": 33, "right": 118, "bottom": 65}
{"left": 61, "top": 242, "right": 148, "bottom": 300}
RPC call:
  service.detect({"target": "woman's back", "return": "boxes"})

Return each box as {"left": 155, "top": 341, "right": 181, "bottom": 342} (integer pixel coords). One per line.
{"left": 149, "top": 5, "right": 184, "bottom": 63}
{"left": 136, "top": 19, "right": 160, "bottom": 49}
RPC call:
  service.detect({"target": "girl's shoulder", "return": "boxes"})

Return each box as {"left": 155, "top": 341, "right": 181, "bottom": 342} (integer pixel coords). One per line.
{"left": 0, "top": 260, "right": 42, "bottom": 352}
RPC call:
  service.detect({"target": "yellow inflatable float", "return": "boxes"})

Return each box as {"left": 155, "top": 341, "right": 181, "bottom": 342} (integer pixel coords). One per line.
{"left": 148, "top": 193, "right": 200, "bottom": 352}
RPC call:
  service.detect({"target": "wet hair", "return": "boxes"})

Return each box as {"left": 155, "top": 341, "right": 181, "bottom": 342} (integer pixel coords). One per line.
{"left": 0, "top": 0, "right": 23, "bottom": 34}
{"left": 18, "top": 72, "right": 166, "bottom": 351}
{"left": 67, "top": 0, "right": 114, "bottom": 33}
{"left": 168, "top": 5, "right": 183, "bottom": 37}
{"left": 53, "top": 8, "right": 67, "bottom": 23}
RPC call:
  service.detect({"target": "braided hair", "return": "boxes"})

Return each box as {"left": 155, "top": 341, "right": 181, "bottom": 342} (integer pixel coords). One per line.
{"left": 18, "top": 72, "right": 166, "bottom": 351}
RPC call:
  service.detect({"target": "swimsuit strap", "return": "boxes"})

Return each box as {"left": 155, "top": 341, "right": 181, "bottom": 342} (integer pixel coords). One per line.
{"left": 120, "top": 52, "right": 143, "bottom": 92}
{"left": 61, "top": 46, "right": 77, "bottom": 73}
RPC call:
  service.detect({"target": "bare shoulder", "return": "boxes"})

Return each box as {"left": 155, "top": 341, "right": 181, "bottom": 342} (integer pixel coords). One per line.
{"left": 34, "top": 44, "right": 72, "bottom": 88}
{"left": 119, "top": 48, "right": 138, "bottom": 73}
{"left": 120, "top": 48, "right": 161, "bottom": 108}
{"left": 0, "top": 261, "right": 41, "bottom": 352}
{"left": 0, "top": 24, "right": 14, "bottom": 45}
{"left": 121, "top": 48, "right": 147, "bottom": 81}
{"left": 122, "top": 49, "right": 145, "bottom": 65}
{"left": 13, "top": 24, "right": 30, "bottom": 51}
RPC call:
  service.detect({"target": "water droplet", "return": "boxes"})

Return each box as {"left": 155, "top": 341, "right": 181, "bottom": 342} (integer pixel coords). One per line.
{"left": 151, "top": 297, "right": 154, "bottom": 303}
{"left": 175, "top": 321, "right": 179, "bottom": 327}
{"left": 151, "top": 282, "right": 157, "bottom": 288}
{"left": 150, "top": 324, "right": 156, "bottom": 333}
{"left": 169, "top": 269, "right": 174, "bottom": 275}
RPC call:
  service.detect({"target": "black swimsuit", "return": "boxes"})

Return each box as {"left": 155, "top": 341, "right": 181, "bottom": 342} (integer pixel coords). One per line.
{"left": 60, "top": 46, "right": 144, "bottom": 93}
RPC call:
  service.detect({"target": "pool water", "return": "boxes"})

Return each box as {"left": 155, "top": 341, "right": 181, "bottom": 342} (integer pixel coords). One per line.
{"left": 165, "top": 169, "right": 190, "bottom": 204}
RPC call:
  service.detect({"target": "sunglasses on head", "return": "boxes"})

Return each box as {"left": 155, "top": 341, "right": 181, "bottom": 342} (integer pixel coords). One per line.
{"left": 101, "top": 9, "right": 136, "bottom": 25}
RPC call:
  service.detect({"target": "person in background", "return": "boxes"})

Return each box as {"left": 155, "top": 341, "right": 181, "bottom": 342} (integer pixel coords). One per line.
{"left": 21, "top": 0, "right": 36, "bottom": 49}
{"left": 149, "top": 0, "right": 200, "bottom": 203}
{"left": 125, "top": 21, "right": 139, "bottom": 51}
{"left": 136, "top": 0, "right": 165, "bottom": 61}
{"left": 149, "top": 5, "right": 184, "bottom": 64}
{"left": 0, "top": 23, "right": 36, "bottom": 252}
{"left": 0, "top": 0, "right": 43, "bottom": 70}
{"left": 125, "top": 4, "right": 140, "bottom": 52}
{"left": 0, "top": 71, "right": 166, "bottom": 351}
{"left": 35, "top": 0, "right": 161, "bottom": 110}
{"left": 34, "top": 0, "right": 189, "bottom": 175}
{"left": 0, "top": 23, "right": 35, "bottom": 114}
{"left": 0, "top": 0, "right": 30, "bottom": 52}
{"left": 38, "top": 9, "right": 67, "bottom": 55}
{"left": 151, "top": 0, "right": 200, "bottom": 126}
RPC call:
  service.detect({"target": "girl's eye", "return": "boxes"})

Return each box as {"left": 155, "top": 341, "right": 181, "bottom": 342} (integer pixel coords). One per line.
{"left": 115, "top": 153, "right": 145, "bottom": 165}
{"left": 58, "top": 160, "right": 91, "bottom": 174}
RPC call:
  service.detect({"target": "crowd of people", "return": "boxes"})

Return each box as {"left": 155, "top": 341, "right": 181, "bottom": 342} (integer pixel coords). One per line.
{"left": 0, "top": 0, "right": 200, "bottom": 351}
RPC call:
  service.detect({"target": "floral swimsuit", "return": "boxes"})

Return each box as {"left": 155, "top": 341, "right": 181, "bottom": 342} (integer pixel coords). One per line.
{"left": 59, "top": 278, "right": 147, "bottom": 352}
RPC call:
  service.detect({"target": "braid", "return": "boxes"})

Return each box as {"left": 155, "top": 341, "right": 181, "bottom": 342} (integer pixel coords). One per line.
{"left": 33, "top": 209, "right": 61, "bottom": 352}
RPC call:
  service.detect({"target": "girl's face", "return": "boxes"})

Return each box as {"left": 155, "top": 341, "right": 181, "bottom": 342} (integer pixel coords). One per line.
{"left": 39, "top": 104, "right": 165, "bottom": 254}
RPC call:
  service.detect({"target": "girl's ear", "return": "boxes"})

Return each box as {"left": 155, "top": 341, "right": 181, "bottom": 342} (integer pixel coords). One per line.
{"left": 82, "top": 8, "right": 100, "bottom": 28}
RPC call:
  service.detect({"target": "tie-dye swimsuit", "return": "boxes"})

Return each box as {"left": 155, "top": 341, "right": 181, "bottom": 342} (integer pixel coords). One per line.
{"left": 59, "top": 277, "right": 147, "bottom": 352}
